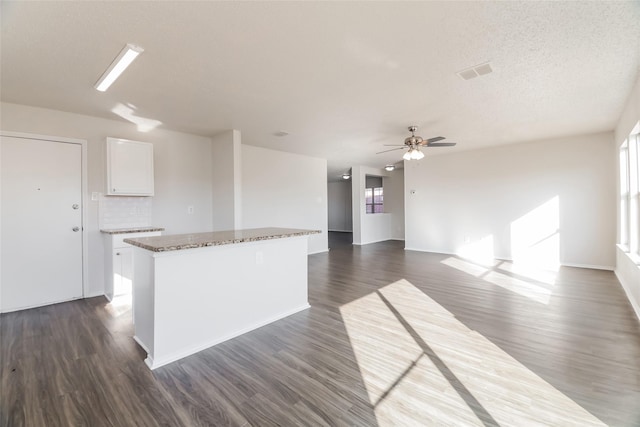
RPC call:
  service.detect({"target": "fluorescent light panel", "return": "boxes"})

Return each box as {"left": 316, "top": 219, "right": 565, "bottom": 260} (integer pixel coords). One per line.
{"left": 95, "top": 44, "right": 144, "bottom": 92}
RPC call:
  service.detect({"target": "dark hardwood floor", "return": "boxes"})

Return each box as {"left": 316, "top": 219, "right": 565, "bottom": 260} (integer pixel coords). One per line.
{"left": 328, "top": 231, "right": 353, "bottom": 250}
{"left": 2, "top": 238, "right": 640, "bottom": 426}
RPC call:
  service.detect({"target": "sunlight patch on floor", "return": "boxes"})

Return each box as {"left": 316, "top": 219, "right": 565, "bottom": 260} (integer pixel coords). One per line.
{"left": 340, "top": 279, "right": 606, "bottom": 426}
{"left": 105, "top": 273, "right": 132, "bottom": 317}
{"left": 339, "top": 289, "right": 483, "bottom": 426}
{"left": 442, "top": 257, "right": 556, "bottom": 305}
{"left": 105, "top": 293, "right": 131, "bottom": 317}
{"left": 498, "top": 261, "right": 557, "bottom": 286}
{"left": 456, "top": 235, "right": 497, "bottom": 266}
{"left": 441, "top": 256, "right": 492, "bottom": 277}
{"left": 482, "top": 270, "right": 552, "bottom": 305}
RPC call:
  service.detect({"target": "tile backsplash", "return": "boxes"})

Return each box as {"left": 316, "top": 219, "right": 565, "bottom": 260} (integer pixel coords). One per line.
{"left": 99, "top": 196, "right": 153, "bottom": 229}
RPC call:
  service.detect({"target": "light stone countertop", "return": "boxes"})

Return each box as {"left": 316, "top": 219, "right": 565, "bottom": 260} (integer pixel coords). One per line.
{"left": 100, "top": 227, "right": 165, "bottom": 235}
{"left": 124, "top": 227, "right": 321, "bottom": 252}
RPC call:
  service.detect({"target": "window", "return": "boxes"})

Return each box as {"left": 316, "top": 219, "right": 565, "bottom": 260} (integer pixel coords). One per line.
{"left": 630, "top": 129, "right": 640, "bottom": 254}
{"left": 620, "top": 141, "right": 629, "bottom": 247}
{"left": 365, "top": 187, "right": 384, "bottom": 214}
{"left": 620, "top": 122, "right": 640, "bottom": 257}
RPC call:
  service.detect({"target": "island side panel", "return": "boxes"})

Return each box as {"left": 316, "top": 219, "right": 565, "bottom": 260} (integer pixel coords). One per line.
{"left": 150, "top": 236, "right": 309, "bottom": 368}
{"left": 131, "top": 246, "right": 155, "bottom": 356}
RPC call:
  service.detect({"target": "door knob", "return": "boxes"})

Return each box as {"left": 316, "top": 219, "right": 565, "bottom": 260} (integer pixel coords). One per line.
{"left": 72, "top": 204, "right": 79, "bottom": 210}
{"left": 72, "top": 227, "right": 80, "bottom": 232}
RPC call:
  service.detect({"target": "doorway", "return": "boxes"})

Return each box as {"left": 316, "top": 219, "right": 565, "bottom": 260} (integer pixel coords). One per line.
{"left": 328, "top": 178, "right": 353, "bottom": 249}
{"left": 1, "top": 133, "right": 86, "bottom": 312}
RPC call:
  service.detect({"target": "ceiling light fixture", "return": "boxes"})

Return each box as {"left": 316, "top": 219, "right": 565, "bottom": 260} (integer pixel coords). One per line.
{"left": 94, "top": 44, "right": 144, "bottom": 92}
{"left": 385, "top": 165, "right": 395, "bottom": 171}
{"left": 403, "top": 147, "right": 424, "bottom": 161}
{"left": 378, "top": 126, "right": 454, "bottom": 161}
{"left": 342, "top": 173, "right": 351, "bottom": 180}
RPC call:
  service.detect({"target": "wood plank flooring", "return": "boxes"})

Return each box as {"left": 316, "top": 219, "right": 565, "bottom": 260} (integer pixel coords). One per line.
{"left": 2, "top": 236, "right": 640, "bottom": 426}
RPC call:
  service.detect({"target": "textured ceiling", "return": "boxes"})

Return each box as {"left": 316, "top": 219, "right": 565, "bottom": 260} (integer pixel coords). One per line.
{"left": 2, "top": 1, "right": 640, "bottom": 180}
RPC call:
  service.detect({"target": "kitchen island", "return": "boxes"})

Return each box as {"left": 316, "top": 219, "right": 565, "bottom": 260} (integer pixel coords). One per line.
{"left": 124, "top": 227, "right": 320, "bottom": 369}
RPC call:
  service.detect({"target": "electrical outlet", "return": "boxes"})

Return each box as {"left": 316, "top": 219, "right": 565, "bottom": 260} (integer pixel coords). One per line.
{"left": 187, "top": 206, "right": 194, "bottom": 214}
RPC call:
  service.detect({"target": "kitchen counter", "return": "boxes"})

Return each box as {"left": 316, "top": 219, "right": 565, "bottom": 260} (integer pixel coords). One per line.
{"left": 124, "top": 227, "right": 320, "bottom": 252}
{"left": 129, "top": 227, "right": 317, "bottom": 369}
{"left": 100, "top": 226, "right": 165, "bottom": 234}
{"left": 101, "top": 227, "right": 164, "bottom": 301}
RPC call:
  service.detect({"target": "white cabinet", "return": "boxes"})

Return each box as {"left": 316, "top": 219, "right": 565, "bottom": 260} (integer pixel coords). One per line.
{"left": 112, "top": 246, "right": 133, "bottom": 299}
{"left": 103, "top": 231, "right": 161, "bottom": 301}
{"left": 106, "top": 137, "right": 154, "bottom": 196}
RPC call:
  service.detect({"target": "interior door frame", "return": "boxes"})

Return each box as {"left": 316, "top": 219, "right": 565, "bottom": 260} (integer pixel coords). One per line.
{"left": 0, "top": 131, "right": 89, "bottom": 307}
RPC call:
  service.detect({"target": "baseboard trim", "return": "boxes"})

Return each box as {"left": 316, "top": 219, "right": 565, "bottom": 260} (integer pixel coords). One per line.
{"left": 404, "top": 247, "right": 456, "bottom": 255}
{"left": 1, "top": 296, "right": 83, "bottom": 314}
{"left": 561, "top": 262, "right": 613, "bottom": 271}
{"left": 308, "top": 248, "right": 329, "bottom": 255}
{"left": 354, "top": 238, "right": 402, "bottom": 246}
{"left": 144, "top": 303, "right": 311, "bottom": 370}
{"left": 615, "top": 269, "right": 640, "bottom": 323}
{"left": 133, "top": 335, "right": 150, "bottom": 353}
{"left": 404, "top": 247, "right": 614, "bottom": 271}
{"left": 87, "top": 291, "right": 106, "bottom": 298}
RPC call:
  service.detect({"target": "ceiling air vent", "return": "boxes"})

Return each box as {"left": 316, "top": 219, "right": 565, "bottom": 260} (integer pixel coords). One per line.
{"left": 456, "top": 62, "right": 493, "bottom": 80}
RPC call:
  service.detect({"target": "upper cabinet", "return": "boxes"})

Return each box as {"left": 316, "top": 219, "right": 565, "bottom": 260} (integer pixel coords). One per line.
{"left": 106, "top": 137, "right": 154, "bottom": 196}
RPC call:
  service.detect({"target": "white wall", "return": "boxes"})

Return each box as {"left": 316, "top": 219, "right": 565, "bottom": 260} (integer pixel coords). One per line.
{"left": 328, "top": 181, "right": 352, "bottom": 232}
{"left": 0, "top": 102, "right": 214, "bottom": 297}
{"left": 365, "top": 175, "right": 383, "bottom": 188}
{"left": 241, "top": 145, "right": 328, "bottom": 254}
{"left": 384, "top": 169, "right": 405, "bottom": 240}
{"left": 614, "top": 72, "right": 640, "bottom": 321}
{"left": 211, "top": 130, "right": 242, "bottom": 231}
{"left": 351, "top": 165, "right": 392, "bottom": 245}
{"left": 405, "top": 132, "right": 616, "bottom": 269}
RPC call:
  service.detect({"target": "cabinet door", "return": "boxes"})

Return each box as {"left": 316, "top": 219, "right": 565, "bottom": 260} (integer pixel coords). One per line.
{"left": 113, "top": 247, "right": 133, "bottom": 297}
{"left": 107, "top": 138, "right": 154, "bottom": 196}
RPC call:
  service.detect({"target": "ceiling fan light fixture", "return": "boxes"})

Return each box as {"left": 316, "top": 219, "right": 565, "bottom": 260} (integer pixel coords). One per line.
{"left": 410, "top": 148, "right": 424, "bottom": 160}
{"left": 381, "top": 125, "right": 454, "bottom": 161}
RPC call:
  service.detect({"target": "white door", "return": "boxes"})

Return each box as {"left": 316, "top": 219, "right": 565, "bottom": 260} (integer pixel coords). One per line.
{"left": 1, "top": 136, "right": 83, "bottom": 312}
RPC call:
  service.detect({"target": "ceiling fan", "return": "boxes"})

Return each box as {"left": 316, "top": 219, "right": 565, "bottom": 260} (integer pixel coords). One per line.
{"left": 377, "top": 126, "right": 456, "bottom": 160}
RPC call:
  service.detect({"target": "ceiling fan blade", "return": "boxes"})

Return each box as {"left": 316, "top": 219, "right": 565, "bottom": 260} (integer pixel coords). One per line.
{"left": 376, "top": 147, "right": 406, "bottom": 154}
{"left": 426, "top": 142, "right": 456, "bottom": 147}
{"left": 426, "top": 136, "right": 446, "bottom": 143}
{"left": 383, "top": 144, "right": 406, "bottom": 147}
